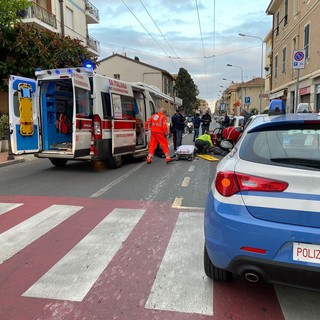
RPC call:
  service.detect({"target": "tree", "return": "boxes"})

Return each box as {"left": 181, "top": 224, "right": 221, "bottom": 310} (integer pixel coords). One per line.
{"left": 0, "top": 23, "right": 97, "bottom": 91}
{"left": 0, "top": 0, "right": 30, "bottom": 30}
{"left": 175, "top": 68, "right": 199, "bottom": 115}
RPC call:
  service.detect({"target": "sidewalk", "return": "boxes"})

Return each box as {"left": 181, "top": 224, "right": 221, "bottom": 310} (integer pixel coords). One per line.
{"left": 0, "top": 151, "right": 26, "bottom": 167}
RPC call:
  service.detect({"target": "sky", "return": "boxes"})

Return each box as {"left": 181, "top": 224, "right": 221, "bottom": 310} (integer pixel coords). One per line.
{"left": 88, "top": 0, "right": 272, "bottom": 110}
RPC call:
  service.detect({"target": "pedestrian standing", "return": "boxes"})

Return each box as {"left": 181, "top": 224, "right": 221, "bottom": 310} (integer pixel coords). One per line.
{"left": 201, "top": 110, "right": 212, "bottom": 134}
{"left": 240, "top": 109, "right": 251, "bottom": 127}
{"left": 146, "top": 108, "right": 172, "bottom": 164}
{"left": 171, "top": 108, "right": 185, "bottom": 149}
{"left": 192, "top": 113, "right": 201, "bottom": 141}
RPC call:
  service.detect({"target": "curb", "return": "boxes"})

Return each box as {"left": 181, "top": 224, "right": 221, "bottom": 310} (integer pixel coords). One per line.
{"left": 0, "top": 157, "right": 25, "bottom": 168}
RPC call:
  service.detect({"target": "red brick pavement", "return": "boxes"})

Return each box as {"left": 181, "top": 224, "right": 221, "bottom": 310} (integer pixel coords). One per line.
{"left": 0, "top": 151, "right": 25, "bottom": 166}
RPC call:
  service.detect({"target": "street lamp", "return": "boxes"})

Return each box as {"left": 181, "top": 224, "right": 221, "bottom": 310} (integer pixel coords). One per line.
{"left": 227, "top": 64, "right": 244, "bottom": 112}
{"left": 239, "top": 33, "right": 264, "bottom": 113}
{"left": 226, "top": 64, "right": 243, "bottom": 82}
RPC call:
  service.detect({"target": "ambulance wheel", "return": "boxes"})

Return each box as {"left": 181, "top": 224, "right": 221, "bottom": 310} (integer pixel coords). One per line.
{"left": 106, "top": 155, "right": 123, "bottom": 169}
{"left": 50, "top": 158, "right": 68, "bottom": 167}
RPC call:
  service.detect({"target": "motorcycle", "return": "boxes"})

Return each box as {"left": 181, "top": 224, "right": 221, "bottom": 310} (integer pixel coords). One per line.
{"left": 186, "top": 121, "right": 193, "bottom": 133}
{"left": 210, "top": 125, "right": 242, "bottom": 155}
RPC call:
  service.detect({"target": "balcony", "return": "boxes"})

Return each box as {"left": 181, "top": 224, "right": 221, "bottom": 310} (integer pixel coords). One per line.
{"left": 85, "top": 0, "right": 100, "bottom": 24}
{"left": 87, "top": 35, "right": 100, "bottom": 56}
{"left": 18, "top": 3, "right": 57, "bottom": 30}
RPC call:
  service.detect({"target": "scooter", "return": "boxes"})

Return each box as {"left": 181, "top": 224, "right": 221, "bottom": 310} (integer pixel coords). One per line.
{"left": 210, "top": 125, "right": 242, "bottom": 154}
{"left": 186, "top": 120, "right": 193, "bottom": 133}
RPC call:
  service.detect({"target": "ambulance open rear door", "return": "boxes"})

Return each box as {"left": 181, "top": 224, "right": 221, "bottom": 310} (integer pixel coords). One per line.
{"left": 8, "top": 75, "right": 39, "bottom": 155}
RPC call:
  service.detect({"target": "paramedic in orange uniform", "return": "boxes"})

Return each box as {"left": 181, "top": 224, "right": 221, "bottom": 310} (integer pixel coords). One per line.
{"left": 146, "top": 108, "right": 171, "bottom": 164}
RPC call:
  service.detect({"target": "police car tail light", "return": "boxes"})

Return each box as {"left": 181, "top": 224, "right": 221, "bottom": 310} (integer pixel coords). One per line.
{"left": 216, "top": 171, "right": 288, "bottom": 197}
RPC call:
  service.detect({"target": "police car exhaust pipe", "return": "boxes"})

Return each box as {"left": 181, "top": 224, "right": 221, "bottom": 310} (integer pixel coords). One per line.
{"left": 244, "top": 272, "right": 260, "bottom": 283}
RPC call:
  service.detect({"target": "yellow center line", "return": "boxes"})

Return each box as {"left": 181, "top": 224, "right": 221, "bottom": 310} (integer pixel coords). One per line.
{"left": 172, "top": 197, "right": 204, "bottom": 211}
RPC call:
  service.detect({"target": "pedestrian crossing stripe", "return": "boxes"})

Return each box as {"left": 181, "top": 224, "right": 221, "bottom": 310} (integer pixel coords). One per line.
{"left": 0, "top": 204, "right": 83, "bottom": 264}
{"left": 145, "top": 212, "right": 213, "bottom": 315}
{"left": 23, "top": 208, "right": 145, "bottom": 302}
{"left": 0, "top": 202, "right": 23, "bottom": 215}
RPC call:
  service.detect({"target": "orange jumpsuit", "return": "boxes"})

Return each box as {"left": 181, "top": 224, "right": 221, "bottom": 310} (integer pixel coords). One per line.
{"left": 146, "top": 111, "right": 171, "bottom": 163}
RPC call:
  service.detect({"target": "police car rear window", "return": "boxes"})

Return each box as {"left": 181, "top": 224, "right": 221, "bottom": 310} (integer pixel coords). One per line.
{"left": 239, "top": 124, "right": 320, "bottom": 169}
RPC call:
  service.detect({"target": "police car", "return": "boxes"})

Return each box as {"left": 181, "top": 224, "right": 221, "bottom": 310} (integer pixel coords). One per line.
{"left": 204, "top": 102, "right": 320, "bottom": 289}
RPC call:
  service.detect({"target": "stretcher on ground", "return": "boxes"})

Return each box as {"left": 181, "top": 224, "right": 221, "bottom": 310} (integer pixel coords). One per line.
{"left": 174, "top": 145, "right": 195, "bottom": 161}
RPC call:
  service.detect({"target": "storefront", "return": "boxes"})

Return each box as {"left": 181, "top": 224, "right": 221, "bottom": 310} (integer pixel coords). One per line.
{"left": 299, "top": 86, "right": 311, "bottom": 104}
{"left": 316, "top": 84, "right": 320, "bottom": 112}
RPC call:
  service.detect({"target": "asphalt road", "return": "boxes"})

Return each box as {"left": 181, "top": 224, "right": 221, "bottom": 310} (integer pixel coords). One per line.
{"left": 0, "top": 130, "right": 320, "bottom": 320}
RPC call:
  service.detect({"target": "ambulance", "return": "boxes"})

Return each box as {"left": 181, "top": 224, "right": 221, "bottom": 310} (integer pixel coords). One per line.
{"left": 8, "top": 67, "right": 176, "bottom": 168}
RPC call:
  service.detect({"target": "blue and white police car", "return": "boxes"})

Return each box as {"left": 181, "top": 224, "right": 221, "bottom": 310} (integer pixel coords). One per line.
{"left": 204, "top": 102, "right": 320, "bottom": 289}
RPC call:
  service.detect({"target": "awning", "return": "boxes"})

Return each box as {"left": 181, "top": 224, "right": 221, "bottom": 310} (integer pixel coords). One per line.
{"left": 269, "top": 89, "right": 287, "bottom": 100}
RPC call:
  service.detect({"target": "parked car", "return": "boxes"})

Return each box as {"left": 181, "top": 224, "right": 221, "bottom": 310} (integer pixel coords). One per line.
{"left": 229, "top": 115, "right": 244, "bottom": 127}
{"left": 204, "top": 103, "right": 320, "bottom": 290}
{"left": 296, "top": 103, "right": 313, "bottom": 113}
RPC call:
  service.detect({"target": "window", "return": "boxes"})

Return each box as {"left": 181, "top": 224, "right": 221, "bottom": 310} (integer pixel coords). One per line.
{"left": 101, "top": 92, "right": 111, "bottom": 118}
{"left": 276, "top": 12, "right": 280, "bottom": 36}
{"left": 282, "top": 47, "right": 286, "bottom": 73}
{"left": 113, "top": 74, "right": 120, "bottom": 80}
{"left": 275, "top": 55, "right": 278, "bottom": 78}
{"left": 284, "top": 0, "right": 288, "bottom": 25}
{"left": 65, "top": 7, "right": 74, "bottom": 29}
{"left": 75, "top": 88, "right": 92, "bottom": 118}
{"left": 304, "top": 24, "right": 310, "bottom": 58}
{"left": 111, "top": 94, "right": 135, "bottom": 119}
{"left": 239, "top": 126, "right": 320, "bottom": 167}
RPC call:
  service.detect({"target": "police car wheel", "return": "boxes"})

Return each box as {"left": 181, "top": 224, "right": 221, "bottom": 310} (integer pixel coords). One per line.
{"left": 106, "top": 155, "right": 123, "bottom": 169}
{"left": 50, "top": 158, "right": 68, "bottom": 167}
{"left": 204, "top": 244, "right": 232, "bottom": 281}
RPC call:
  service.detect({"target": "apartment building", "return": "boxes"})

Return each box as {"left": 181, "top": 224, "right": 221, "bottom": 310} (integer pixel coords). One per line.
{"left": 222, "top": 77, "right": 267, "bottom": 116}
{"left": 266, "top": 0, "right": 320, "bottom": 112}
{"left": 20, "top": 0, "right": 100, "bottom": 56}
{"left": 0, "top": 0, "right": 100, "bottom": 114}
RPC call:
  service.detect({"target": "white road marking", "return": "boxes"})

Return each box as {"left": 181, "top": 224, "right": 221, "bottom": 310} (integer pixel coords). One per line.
{"left": 23, "top": 208, "right": 145, "bottom": 302}
{"left": 182, "top": 177, "right": 190, "bottom": 187}
{"left": 145, "top": 212, "right": 213, "bottom": 316}
{"left": 90, "top": 162, "right": 146, "bottom": 197}
{"left": 0, "top": 202, "right": 23, "bottom": 215}
{"left": 275, "top": 285, "right": 320, "bottom": 320}
{"left": 172, "top": 197, "right": 204, "bottom": 211}
{"left": 188, "top": 165, "right": 195, "bottom": 172}
{"left": 0, "top": 205, "right": 82, "bottom": 264}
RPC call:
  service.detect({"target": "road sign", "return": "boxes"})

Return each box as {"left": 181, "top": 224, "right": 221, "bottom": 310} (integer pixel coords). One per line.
{"left": 245, "top": 96, "right": 251, "bottom": 105}
{"left": 220, "top": 103, "right": 226, "bottom": 111}
{"left": 293, "top": 50, "right": 306, "bottom": 69}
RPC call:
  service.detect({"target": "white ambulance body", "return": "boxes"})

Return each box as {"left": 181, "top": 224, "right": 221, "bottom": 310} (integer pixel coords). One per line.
{"left": 8, "top": 67, "right": 174, "bottom": 168}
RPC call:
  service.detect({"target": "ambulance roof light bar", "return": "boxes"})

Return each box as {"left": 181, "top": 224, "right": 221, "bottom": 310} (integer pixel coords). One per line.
{"left": 35, "top": 67, "right": 94, "bottom": 77}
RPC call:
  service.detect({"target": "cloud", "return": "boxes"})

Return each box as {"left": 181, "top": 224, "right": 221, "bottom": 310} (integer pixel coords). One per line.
{"left": 88, "top": 0, "right": 272, "bottom": 108}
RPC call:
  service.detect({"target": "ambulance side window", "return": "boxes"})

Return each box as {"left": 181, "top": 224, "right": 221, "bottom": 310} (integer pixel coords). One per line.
{"left": 75, "top": 88, "right": 91, "bottom": 118}
{"left": 149, "top": 101, "right": 156, "bottom": 115}
{"left": 120, "top": 96, "right": 135, "bottom": 120}
{"left": 101, "top": 92, "right": 111, "bottom": 118}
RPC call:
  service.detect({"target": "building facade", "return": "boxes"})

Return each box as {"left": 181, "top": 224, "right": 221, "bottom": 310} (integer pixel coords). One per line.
{"left": 222, "top": 78, "right": 268, "bottom": 116}
{"left": 266, "top": 0, "right": 320, "bottom": 112}
{"left": 0, "top": 0, "right": 100, "bottom": 114}
{"left": 21, "top": 0, "right": 100, "bottom": 55}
